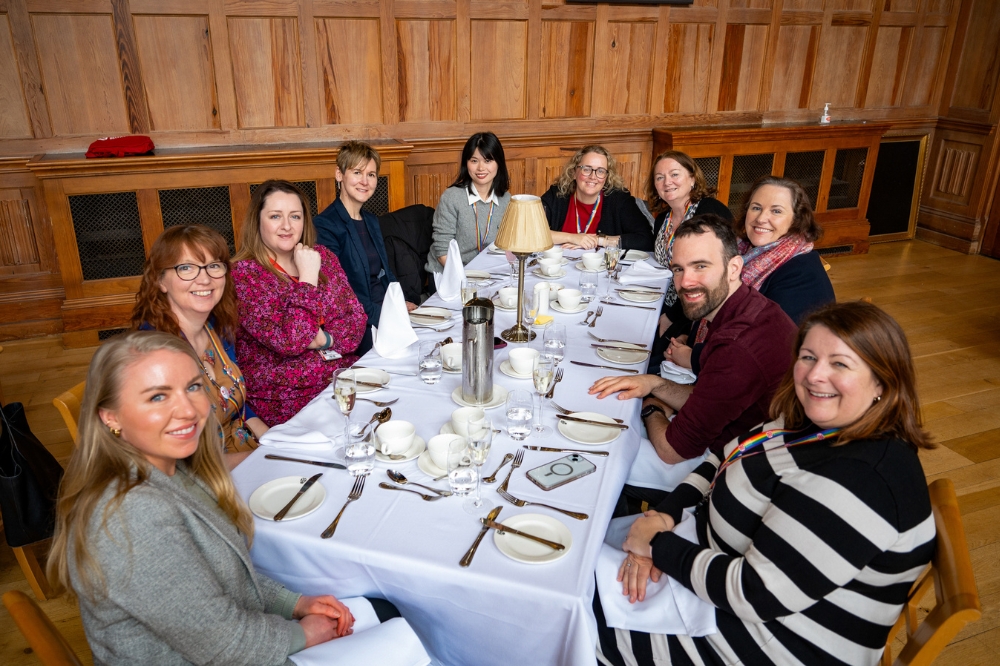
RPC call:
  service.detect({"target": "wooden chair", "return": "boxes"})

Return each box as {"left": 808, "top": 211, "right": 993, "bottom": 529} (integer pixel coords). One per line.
{"left": 2, "top": 590, "right": 83, "bottom": 666}
{"left": 881, "top": 478, "right": 981, "bottom": 665}
{"left": 52, "top": 381, "right": 85, "bottom": 443}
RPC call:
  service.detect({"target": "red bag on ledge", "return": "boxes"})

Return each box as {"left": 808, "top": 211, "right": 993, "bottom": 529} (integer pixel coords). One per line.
{"left": 86, "top": 135, "right": 155, "bottom": 158}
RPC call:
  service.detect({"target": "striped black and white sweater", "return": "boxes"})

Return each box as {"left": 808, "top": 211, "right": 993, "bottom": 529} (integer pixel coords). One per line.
{"left": 597, "top": 419, "right": 936, "bottom": 666}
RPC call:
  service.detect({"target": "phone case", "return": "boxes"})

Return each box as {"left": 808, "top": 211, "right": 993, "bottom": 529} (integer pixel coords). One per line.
{"left": 526, "top": 454, "right": 596, "bottom": 491}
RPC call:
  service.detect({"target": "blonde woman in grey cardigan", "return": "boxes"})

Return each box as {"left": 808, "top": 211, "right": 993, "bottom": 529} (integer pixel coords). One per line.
{"left": 426, "top": 132, "right": 511, "bottom": 273}
{"left": 46, "top": 332, "right": 356, "bottom": 665}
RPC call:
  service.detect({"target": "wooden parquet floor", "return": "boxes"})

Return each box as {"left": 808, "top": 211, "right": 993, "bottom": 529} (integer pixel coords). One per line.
{"left": 1, "top": 239, "right": 999, "bottom": 664}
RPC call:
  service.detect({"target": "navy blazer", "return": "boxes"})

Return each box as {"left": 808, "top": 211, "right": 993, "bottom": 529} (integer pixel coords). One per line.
{"left": 313, "top": 198, "right": 396, "bottom": 329}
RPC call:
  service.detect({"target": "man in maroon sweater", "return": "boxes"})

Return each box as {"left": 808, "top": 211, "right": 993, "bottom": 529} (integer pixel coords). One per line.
{"left": 591, "top": 214, "right": 797, "bottom": 491}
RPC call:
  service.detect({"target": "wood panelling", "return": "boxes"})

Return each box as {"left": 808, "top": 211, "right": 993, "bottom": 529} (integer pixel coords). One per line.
{"left": 664, "top": 22, "right": 715, "bottom": 114}
{"left": 810, "top": 24, "right": 868, "bottom": 108}
{"left": 591, "top": 21, "right": 655, "bottom": 117}
{"left": 539, "top": 20, "right": 594, "bottom": 119}
{"left": 768, "top": 24, "right": 817, "bottom": 110}
{"left": 717, "top": 22, "right": 768, "bottom": 112}
{"left": 946, "top": 0, "right": 1000, "bottom": 113}
{"left": 316, "top": 18, "right": 383, "bottom": 124}
{"left": 865, "top": 26, "right": 907, "bottom": 108}
{"left": 469, "top": 20, "right": 526, "bottom": 120}
{"left": 0, "top": 15, "right": 32, "bottom": 139}
{"left": 228, "top": 17, "right": 305, "bottom": 128}
{"left": 900, "top": 26, "right": 947, "bottom": 108}
{"left": 396, "top": 19, "right": 455, "bottom": 122}
{"left": 110, "top": 0, "right": 151, "bottom": 134}
{"left": 0, "top": 198, "right": 38, "bottom": 269}
{"left": 30, "top": 13, "right": 129, "bottom": 135}
{"left": 932, "top": 140, "right": 979, "bottom": 202}
{"left": 133, "top": 15, "right": 220, "bottom": 131}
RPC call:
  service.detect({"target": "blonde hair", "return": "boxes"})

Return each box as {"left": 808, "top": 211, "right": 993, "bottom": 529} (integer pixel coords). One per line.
{"left": 46, "top": 331, "right": 254, "bottom": 601}
{"left": 337, "top": 140, "right": 382, "bottom": 174}
{"left": 554, "top": 145, "right": 627, "bottom": 197}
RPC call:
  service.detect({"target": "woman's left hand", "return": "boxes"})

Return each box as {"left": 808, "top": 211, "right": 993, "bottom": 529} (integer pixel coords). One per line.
{"left": 666, "top": 338, "right": 693, "bottom": 368}
{"left": 563, "top": 233, "right": 600, "bottom": 250}
{"left": 622, "top": 510, "right": 675, "bottom": 560}
{"left": 294, "top": 595, "right": 355, "bottom": 637}
{"left": 617, "top": 553, "right": 662, "bottom": 603}
{"left": 405, "top": 301, "right": 418, "bottom": 312}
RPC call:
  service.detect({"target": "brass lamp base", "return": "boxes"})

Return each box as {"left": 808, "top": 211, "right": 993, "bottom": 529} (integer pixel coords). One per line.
{"left": 499, "top": 251, "right": 536, "bottom": 343}
{"left": 500, "top": 323, "right": 535, "bottom": 343}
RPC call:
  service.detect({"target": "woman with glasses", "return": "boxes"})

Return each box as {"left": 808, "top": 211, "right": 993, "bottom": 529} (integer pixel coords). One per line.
{"left": 131, "top": 225, "right": 267, "bottom": 464}
{"left": 541, "top": 145, "right": 652, "bottom": 251}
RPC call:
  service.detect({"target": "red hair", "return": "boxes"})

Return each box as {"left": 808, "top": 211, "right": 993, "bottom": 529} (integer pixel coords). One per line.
{"left": 130, "top": 225, "right": 239, "bottom": 342}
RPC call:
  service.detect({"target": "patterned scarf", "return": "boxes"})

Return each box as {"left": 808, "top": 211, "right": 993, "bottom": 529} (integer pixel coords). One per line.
{"left": 739, "top": 235, "right": 813, "bottom": 291}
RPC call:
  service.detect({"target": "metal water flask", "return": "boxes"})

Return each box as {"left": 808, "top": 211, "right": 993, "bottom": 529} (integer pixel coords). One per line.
{"left": 462, "top": 294, "right": 495, "bottom": 405}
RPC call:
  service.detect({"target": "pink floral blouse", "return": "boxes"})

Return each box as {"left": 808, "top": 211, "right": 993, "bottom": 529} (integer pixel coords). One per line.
{"left": 232, "top": 246, "right": 367, "bottom": 425}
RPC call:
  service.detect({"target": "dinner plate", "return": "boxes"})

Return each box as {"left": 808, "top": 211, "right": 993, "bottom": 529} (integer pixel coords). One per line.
{"left": 557, "top": 411, "right": 621, "bottom": 446}
{"left": 574, "top": 261, "right": 602, "bottom": 273}
{"left": 375, "top": 435, "right": 425, "bottom": 463}
{"left": 465, "top": 270, "right": 492, "bottom": 281}
{"left": 618, "top": 287, "right": 661, "bottom": 303}
{"left": 550, "top": 301, "right": 588, "bottom": 314}
{"left": 532, "top": 268, "right": 566, "bottom": 280}
{"left": 493, "top": 513, "right": 573, "bottom": 564}
{"left": 249, "top": 476, "right": 327, "bottom": 521}
{"left": 623, "top": 250, "right": 649, "bottom": 262}
{"left": 417, "top": 450, "right": 447, "bottom": 478}
{"left": 492, "top": 297, "right": 517, "bottom": 311}
{"left": 451, "top": 385, "right": 509, "bottom": 410}
{"left": 597, "top": 343, "right": 649, "bottom": 365}
{"left": 487, "top": 244, "right": 507, "bottom": 255}
{"left": 499, "top": 360, "right": 532, "bottom": 379}
{"left": 353, "top": 368, "right": 391, "bottom": 393}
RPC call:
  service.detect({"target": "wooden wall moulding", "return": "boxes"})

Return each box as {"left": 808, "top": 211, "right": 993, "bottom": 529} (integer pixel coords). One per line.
{"left": 653, "top": 121, "right": 889, "bottom": 255}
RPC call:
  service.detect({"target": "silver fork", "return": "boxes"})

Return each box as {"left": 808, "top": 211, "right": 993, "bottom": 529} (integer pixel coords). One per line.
{"left": 496, "top": 486, "right": 589, "bottom": 521}
{"left": 578, "top": 310, "right": 595, "bottom": 326}
{"left": 588, "top": 331, "right": 648, "bottom": 348}
{"left": 499, "top": 449, "right": 524, "bottom": 491}
{"left": 321, "top": 474, "right": 367, "bottom": 538}
{"left": 545, "top": 367, "right": 563, "bottom": 399}
{"left": 588, "top": 305, "right": 604, "bottom": 328}
{"left": 550, "top": 400, "right": 624, "bottom": 424}
{"left": 355, "top": 397, "right": 399, "bottom": 407}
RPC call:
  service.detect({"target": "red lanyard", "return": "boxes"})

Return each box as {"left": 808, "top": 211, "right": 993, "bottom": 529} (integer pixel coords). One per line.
{"left": 269, "top": 257, "right": 299, "bottom": 283}
{"left": 573, "top": 193, "right": 601, "bottom": 235}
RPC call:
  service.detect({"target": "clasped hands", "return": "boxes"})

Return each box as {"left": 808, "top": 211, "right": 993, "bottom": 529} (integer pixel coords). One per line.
{"left": 294, "top": 594, "right": 355, "bottom": 647}
{"left": 618, "top": 511, "right": 675, "bottom": 603}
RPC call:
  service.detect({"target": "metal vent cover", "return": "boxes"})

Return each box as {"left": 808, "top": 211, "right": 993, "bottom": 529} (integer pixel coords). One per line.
{"left": 98, "top": 328, "right": 127, "bottom": 340}
{"left": 728, "top": 153, "right": 774, "bottom": 217}
{"left": 783, "top": 151, "right": 825, "bottom": 209}
{"left": 694, "top": 156, "right": 721, "bottom": 191}
{"left": 159, "top": 186, "right": 235, "bottom": 254}
{"left": 829, "top": 148, "right": 867, "bottom": 210}
{"left": 68, "top": 192, "right": 145, "bottom": 281}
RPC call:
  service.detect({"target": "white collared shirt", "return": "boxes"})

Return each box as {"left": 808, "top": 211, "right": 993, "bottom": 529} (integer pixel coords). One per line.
{"left": 467, "top": 185, "right": 499, "bottom": 206}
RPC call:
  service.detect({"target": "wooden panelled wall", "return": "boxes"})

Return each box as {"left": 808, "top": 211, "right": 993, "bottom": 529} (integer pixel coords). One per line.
{"left": 0, "top": 0, "right": 998, "bottom": 341}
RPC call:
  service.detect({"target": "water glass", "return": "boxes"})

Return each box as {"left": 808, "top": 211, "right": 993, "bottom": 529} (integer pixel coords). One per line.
{"left": 345, "top": 419, "right": 375, "bottom": 477}
{"left": 418, "top": 341, "right": 443, "bottom": 384}
{"left": 542, "top": 324, "right": 567, "bottom": 364}
{"left": 505, "top": 389, "right": 533, "bottom": 441}
{"left": 463, "top": 417, "right": 494, "bottom": 515}
{"left": 461, "top": 278, "right": 477, "bottom": 304}
{"left": 579, "top": 270, "right": 598, "bottom": 302}
{"left": 448, "top": 446, "right": 477, "bottom": 496}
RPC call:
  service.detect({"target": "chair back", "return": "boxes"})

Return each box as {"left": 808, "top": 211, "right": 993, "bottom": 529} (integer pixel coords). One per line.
{"left": 882, "top": 478, "right": 981, "bottom": 665}
{"left": 52, "top": 381, "right": 85, "bottom": 442}
{"left": 2, "top": 590, "right": 83, "bottom": 665}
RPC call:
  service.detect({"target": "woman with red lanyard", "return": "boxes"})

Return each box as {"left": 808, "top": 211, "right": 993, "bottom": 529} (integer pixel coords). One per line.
{"left": 540, "top": 145, "right": 652, "bottom": 251}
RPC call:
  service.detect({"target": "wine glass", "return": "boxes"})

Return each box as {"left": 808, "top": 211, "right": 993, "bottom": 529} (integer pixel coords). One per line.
{"left": 532, "top": 354, "right": 556, "bottom": 437}
{"left": 332, "top": 368, "right": 356, "bottom": 444}
{"left": 463, "top": 416, "right": 494, "bottom": 515}
{"left": 542, "top": 324, "right": 566, "bottom": 364}
{"left": 602, "top": 239, "right": 621, "bottom": 303}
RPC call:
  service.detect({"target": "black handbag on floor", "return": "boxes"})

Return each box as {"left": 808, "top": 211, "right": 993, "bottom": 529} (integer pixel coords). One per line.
{"left": 0, "top": 402, "right": 64, "bottom": 547}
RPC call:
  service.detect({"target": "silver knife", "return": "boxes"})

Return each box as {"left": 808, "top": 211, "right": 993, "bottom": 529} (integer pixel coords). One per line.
{"left": 273, "top": 473, "right": 323, "bottom": 521}
{"left": 523, "top": 445, "right": 609, "bottom": 457}
{"left": 265, "top": 454, "right": 346, "bottom": 470}
{"left": 460, "top": 505, "right": 502, "bottom": 567}
{"left": 603, "top": 302, "right": 658, "bottom": 311}
{"left": 557, "top": 414, "right": 630, "bottom": 430}
{"left": 482, "top": 519, "right": 565, "bottom": 550}
{"left": 569, "top": 360, "right": 639, "bottom": 374}
{"left": 590, "top": 343, "right": 651, "bottom": 354}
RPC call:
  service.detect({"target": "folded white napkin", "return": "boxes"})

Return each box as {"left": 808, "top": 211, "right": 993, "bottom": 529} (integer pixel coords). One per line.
{"left": 660, "top": 360, "right": 697, "bottom": 385}
{"left": 618, "top": 260, "right": 673, "bottom": 285}
{"left": 373, "top": 282, "right": 419, "bottom": 359}
{"left": 595, "top": 511, "right": 717, "bottom": 637}
{"left": 258, "top": 422, "right": 336, "bottom": 450}
{"left": 290, "top": 597, "right": 431, "bottom": 666}
{"left": 626, "top": 440, "right": 710, "bottom": 491}
{"left": 433, "top": 239, "right": 466, "bottom": 301}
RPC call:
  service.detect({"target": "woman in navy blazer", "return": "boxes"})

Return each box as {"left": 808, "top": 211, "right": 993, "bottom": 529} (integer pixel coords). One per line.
{"left": 313, "top": 141, "right": 417, "bottom": 354}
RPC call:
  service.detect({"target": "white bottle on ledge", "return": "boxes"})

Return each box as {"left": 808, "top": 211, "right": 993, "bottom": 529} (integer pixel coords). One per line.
{"left": 820, "top": 103, "right": 831, "bottom": 124}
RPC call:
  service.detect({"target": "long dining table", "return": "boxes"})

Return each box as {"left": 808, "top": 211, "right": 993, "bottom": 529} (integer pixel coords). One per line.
{"left": 231, "top": 248, "right": 667, "bottom": 666}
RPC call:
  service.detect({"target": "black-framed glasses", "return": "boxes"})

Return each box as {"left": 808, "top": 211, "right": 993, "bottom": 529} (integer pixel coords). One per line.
{"left": 169, "top": 262, "right": 228, "bottom": 281}
{"left": 576, "top": 165, "right": 609, "bottom": 179}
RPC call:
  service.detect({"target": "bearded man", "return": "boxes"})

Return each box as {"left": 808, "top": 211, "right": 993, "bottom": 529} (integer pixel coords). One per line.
{"left": 591, "top": 214, "right": 797, "bottom": 495}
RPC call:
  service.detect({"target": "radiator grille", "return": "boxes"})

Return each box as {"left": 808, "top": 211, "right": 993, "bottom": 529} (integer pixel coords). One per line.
{"left": 98, "top": 328, "right": 127, "bottom": 340}
{"left": 829, "top": 148, "right": 867, "bottom": 210}
{"left": 159, "top": 186, "right": 235, "bottom": 254}
{"left": 69, "top": 192, "right": 145, "bottom": 281}
{"left": 728, "top": 153, "right": 774, "bottom": 217}
{"left": 694, "top": 156, "right": 721, "bottom": 191}
{"left": 816, "top": 245, "right": 854, "bottom": 256}
{"left": 250, "top": 181, "right": 319, "bottom": 217}
{"left": 336, "top": 176, "right": 390, "bottom": 216}
{"left": 783, "top": 151, "right": 825, "bottom": 209}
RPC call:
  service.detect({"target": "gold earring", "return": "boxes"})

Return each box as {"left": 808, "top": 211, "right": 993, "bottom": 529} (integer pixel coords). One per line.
{"left": 109, "top": 426, "right": 121, "bottom": 438}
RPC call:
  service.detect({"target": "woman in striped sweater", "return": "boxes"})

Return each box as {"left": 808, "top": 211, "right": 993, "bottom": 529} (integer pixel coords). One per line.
{"left": 597, "top": 301, "right": 936, "bottom": 666}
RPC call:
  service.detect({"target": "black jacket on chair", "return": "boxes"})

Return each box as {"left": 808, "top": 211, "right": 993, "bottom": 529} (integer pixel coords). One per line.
{"left": 378, "top": 204, "right": 435, "bottom": 303}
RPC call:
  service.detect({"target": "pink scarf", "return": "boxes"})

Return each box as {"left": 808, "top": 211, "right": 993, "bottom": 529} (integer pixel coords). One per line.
{"left": 739, "top": 235, "right": 813, "bottom": 291}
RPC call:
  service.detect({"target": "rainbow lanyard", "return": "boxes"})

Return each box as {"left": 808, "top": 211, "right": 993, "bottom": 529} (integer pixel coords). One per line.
{"left": 662, "top": 201, "right": 694, "bottom": 254}
{"left": 574, "top": 192, "right": 602, "bottom": 235}
{"left": 708, "top": 427, "right": 842, "bottom": 493}
{"left": 473, "top": 199, "right": 495, "bottom": 252}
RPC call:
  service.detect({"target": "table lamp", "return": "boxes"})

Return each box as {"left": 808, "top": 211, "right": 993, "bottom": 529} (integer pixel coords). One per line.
{"left": 494, "top": 194, "right": 553, "bottom": 342}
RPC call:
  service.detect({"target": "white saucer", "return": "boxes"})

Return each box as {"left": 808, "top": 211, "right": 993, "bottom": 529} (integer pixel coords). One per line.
{"left": 492, "top": 297, "right": 517, "bottom": 311}
{"left": 375, "top": 435, "right": 426, "bottom": 463}
{"left": 499, "top": 360, "right": 532, "bottom": 379}
{"left": 451, "top": 385, "right": 509, "bottom": 410}
{"left": 249, "top": 476, "right": 327, "bottom": 521}
{"left": 574, "top": 261, "right": 602, "bottom": 273}
{"left": 532, "top": 268, "right": 567, "bottom": 280}
{"left": 493, "top": 513, "right": 573, "bottom": 564}
{"left": 557, "top": 412, "right": 621, "bottom": 446}
{"left": 597, "top": 343, "right": 649, "bottom": 365}
{"left": 443, "top": 365, "right": 462, "bottom": 374}
{"left": 550, "top": 301, "right": 588, "bottom": 314}
{"left": 352, "top": 368, "right": 390, "bottom": 393}
{"left": 623, "top": 250, "right": 649, "bottom": 262}
{"left": 465, "top": 269, "right": 492, "bottom": 281}
{"left": 417, "top": 450, "right": 447, "bottom": 478}
{"left": 619, "top": 287, "right": 661, "bottom": 303}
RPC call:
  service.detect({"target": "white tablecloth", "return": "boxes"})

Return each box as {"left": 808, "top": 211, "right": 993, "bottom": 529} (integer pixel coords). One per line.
{"left": 232, "top": 249, "right": 665, "bottom": 666}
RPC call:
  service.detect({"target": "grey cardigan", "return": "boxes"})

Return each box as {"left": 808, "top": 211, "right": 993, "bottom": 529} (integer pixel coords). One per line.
{"left": 426, "top": 185, "right": 511, "bottom": 273}
{"left": 69, "top": 463, "right": 305, "bottom": 665}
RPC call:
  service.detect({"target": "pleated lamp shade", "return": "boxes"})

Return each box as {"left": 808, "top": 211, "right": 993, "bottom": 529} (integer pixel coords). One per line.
{"left": 494, "top": 195, "right": 554, "bottom": 254}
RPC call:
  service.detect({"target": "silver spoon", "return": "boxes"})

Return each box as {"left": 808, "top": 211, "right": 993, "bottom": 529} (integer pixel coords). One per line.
{"left": 378, "top": 482, "right": 443, "bottom": 501}
{"left": 482, "top": 453, "right": 514, "bottom": 484}
{"left": 386, "top": 470, "right": 452, "bottom": 496}
{"left": 364, "top": 407, "right": 391, "bottom": 431}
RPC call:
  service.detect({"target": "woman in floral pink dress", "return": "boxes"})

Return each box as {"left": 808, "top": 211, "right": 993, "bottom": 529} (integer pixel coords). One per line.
{"left": 231, "top": 180, "right": 367, "bottom": 424}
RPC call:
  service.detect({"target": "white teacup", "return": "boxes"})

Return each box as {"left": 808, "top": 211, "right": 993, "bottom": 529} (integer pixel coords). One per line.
{"left": 538, "top": 257, "right": 561, "bottom": 276}
{"left": 377, "top": 421, "right": 416, "bottom": 455}
{"left": 508, "top": 348, "right": 539, "bottom": 376}
{"left": 427, "top": 433, "right": 466, "bottom": 470}
{"left": 542, "top": 247, "right": 564, "bottom": 261}
{"left": 441, "top": 342, "right": 462, "bottom": 371}
{"left": 451, "top": 406, "right": 486, "bottom": 438}
{"left": 498, "top": 287, "right": 518, "bottom": 308}
{"left": 582, "top": 252, "right": 603, "bottom": 270}
{"left": 558, "top": 288, "right": 582, "bottom": 310}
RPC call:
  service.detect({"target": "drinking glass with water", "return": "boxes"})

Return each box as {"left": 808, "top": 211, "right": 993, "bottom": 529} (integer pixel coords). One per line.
{"left": 418, "top": 341, "right": 443, "bottom": 384}
{"left": 505, "top": 389, "right": 533, "bottom": 441}
{"left": 542, "top": 324, "right": 566, "bottom": 363}
{"left": 448, "top": 447, "right": 477, "bottom": 497}
{"left": 579, "top": 270, "right": 597, "bottom": 302}
{"left": 345, "top": 419, "right": 375, "bottom": 477}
